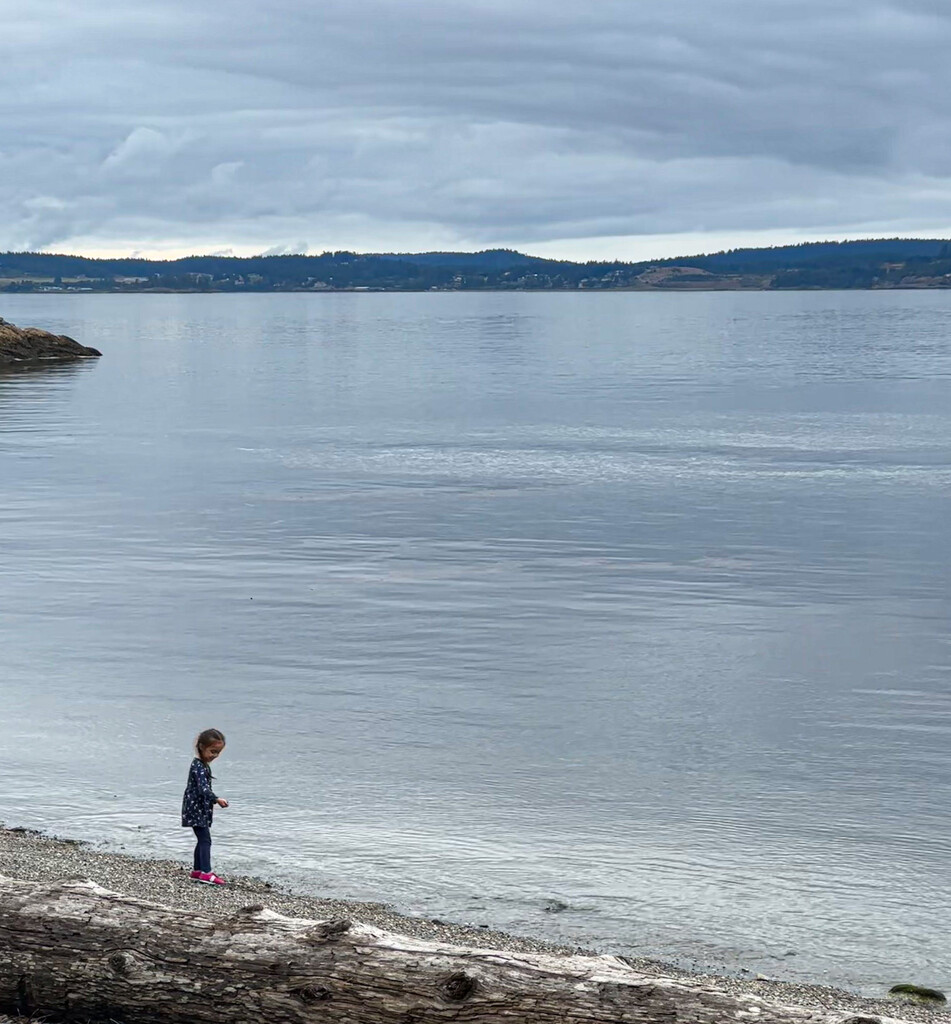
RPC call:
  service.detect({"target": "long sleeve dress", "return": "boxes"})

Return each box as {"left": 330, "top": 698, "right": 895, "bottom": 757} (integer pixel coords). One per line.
{"left": 181, "top": 758, "right": 218, "bottom": 828}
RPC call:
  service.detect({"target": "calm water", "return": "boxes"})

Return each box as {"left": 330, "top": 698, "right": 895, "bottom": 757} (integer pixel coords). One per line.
{"left": 2, "top": 290, "right": 951, "bottom": 993}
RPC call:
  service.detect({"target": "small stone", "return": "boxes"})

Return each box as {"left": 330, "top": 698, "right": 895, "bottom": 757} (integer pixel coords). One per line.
{"left": 543, "top": 899, "right": 569, "bottom": 914}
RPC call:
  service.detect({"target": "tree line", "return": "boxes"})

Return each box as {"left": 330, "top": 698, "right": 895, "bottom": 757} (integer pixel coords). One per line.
{"left": 1, "top": 240, "right": 949, "bottom": 291}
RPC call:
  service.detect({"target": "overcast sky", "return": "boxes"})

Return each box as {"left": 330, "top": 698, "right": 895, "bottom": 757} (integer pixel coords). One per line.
{"left": 2, "top": 0, "right": 950, "bottom": 260}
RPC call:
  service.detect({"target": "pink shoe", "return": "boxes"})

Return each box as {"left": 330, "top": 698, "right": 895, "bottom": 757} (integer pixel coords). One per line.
{"left": 196, "top": 872, "right": 226, "bottom": 885}
{"left": 189, "top": 870, "right": 202, "bottom": 881}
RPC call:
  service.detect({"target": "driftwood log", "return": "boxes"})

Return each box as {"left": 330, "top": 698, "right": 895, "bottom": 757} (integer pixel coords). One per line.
{"left": 0, "top": 874, "right": 903, "bottom": 1024}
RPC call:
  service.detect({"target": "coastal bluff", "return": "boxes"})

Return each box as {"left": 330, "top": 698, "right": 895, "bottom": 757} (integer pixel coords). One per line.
{"left": 0, "top": 316, "right": 101, "bottom": 364}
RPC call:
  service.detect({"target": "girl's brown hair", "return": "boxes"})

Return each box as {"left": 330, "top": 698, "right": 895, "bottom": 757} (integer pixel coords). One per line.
{"left": 195, "top": 728, "right": 226, "bottom": 762}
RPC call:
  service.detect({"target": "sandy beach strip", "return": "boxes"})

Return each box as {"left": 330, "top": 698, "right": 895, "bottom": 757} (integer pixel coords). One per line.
{"left": 1, "top": 824, "right": 949, "bottom": 1024}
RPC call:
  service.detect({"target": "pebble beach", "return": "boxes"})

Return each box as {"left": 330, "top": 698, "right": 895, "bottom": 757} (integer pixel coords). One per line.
{"left": 1, "top": 825, "right": 950, "bottom": 1024}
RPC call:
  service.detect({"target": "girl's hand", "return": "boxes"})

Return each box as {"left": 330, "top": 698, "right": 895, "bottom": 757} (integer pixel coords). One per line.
{"left": 216, "top": 798, "right": 229, "bottom": 808}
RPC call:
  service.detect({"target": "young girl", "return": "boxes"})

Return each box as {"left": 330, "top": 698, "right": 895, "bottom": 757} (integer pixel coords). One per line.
{"left": 181, "top": 728, "right": 229, "bottom": 885}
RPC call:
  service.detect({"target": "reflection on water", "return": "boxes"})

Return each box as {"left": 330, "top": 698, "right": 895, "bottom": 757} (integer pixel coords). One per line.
{"left": 0, "top": 360, "right": 89, "bottom": 377}
{"left": 1, "top": 290, "right": 951, "bottom": 993}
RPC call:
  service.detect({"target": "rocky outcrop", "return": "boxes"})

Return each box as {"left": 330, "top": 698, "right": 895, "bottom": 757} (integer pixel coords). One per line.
{"left": 0, "top": 316, "right": 101, "bottom": 364}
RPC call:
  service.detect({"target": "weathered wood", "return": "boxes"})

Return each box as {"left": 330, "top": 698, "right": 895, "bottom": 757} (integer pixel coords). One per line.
{"left": 0, "top": 874, "right": 897, "bottom": 1024}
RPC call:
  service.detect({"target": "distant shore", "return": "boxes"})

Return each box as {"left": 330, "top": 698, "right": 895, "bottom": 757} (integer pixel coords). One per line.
{"left": 2, "top": 237, "right": 950, "bottom": 293}
{"left": 0, "top": 824, "right": 948, "bottom": 1024}
{"left": 4, "top": 282, "right": 951, "bottom": 294}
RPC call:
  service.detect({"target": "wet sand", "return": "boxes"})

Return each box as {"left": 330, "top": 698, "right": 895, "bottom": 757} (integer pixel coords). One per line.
{"left": 1, "top": 825, "right": 949, "bottom": 1023}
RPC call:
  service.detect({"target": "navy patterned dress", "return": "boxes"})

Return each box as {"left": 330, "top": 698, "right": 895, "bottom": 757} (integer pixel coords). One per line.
{"left": 181, "top": 757, "right": 218, "bottom": 827}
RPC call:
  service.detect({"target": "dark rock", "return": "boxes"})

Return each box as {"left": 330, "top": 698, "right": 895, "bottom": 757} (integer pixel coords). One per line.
{"left": 543, "top": 899, "right": 569, "bottom": 913}
{"left": 0, "top": 317, "right": 101, "bottom": 364}
{"left": 887, "top": 983, "right": 946, "bottom": 1004}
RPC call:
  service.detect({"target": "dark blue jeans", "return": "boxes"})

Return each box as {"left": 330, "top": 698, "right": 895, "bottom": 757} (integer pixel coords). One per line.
{"left": 192, "top": 826, "right": 212, "bottom": 873}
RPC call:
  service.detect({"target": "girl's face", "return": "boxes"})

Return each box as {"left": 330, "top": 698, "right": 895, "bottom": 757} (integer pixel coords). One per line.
{"left": 201, "top": 741, "right": 225, "bottom": 762}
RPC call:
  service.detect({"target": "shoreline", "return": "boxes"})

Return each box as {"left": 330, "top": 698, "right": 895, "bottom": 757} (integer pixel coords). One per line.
{"left": 1, "top": 825, "right": 948, "bottom": 1023}
{"left": 4, "top": 283, "right": 951, "bottom": 293}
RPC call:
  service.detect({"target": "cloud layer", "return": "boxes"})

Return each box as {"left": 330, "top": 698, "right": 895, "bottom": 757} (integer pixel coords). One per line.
{"left": 2, "top": 0, "right": 951, "bottom": 257}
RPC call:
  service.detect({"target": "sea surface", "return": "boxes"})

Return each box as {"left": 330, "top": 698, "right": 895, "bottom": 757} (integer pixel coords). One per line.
{"left": 2, "top": 289, "right": 951, "bottom": 994}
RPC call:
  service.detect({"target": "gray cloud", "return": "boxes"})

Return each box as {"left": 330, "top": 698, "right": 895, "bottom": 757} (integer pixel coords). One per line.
{"left": 1, "top": 0, "right": 950, "bottom": 256}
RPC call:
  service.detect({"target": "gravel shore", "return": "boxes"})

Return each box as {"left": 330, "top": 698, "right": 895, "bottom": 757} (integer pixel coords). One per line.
{"left": 1, "top": 824, "right": 949, "bottom": 1023}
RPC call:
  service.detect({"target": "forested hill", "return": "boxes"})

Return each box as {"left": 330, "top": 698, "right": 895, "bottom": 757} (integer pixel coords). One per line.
{"left": 1, "top": 238, "right": 950, "bottom": 292}
{"left": 683, "top": 237, "right": 951, "bottom": 270}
